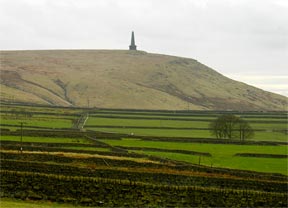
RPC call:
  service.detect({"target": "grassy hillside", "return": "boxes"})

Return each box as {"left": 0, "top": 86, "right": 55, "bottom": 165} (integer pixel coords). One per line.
{"left": 0, "top": 50, "right": 286, "bottom": 110}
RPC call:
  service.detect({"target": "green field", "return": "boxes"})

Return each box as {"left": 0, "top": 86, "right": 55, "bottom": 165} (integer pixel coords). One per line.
{"left": 133, "top": 151, "right": 287, "bottom": 175}
{"left": 0, "top": 136, "right": 91, "bottom": 144}
{"left": 90, "top": 127, "right": 287, "bottom": 142}
{"left": 101, "top": 139, "right": 288, "bottom": 175}
{"left": 1, "top": 119, "right": 73, "bottom": 129}
{"left": 1, "top": 104, "right": 287, "bottom": 207}
{"left": 86, "top": 116, "right": 287, "bottom": 129}
{"left": 85, "top": 115, "right": 287, "bottom": 142}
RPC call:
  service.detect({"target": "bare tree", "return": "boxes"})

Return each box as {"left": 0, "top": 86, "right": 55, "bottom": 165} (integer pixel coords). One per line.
{"left": 238, "top": 119, "right": 254, "bottom": 141}
{"left": 210, "top": 114, "right": 254, "bottom": 141}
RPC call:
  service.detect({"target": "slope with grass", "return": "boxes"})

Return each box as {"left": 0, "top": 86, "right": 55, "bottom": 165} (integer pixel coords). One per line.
{"left": 1, "top": 50, "right": 287, "bottom": 110}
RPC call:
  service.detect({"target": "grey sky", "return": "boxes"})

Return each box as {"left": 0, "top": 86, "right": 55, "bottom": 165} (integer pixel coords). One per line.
{"left": 0, "top": 0, "right": 287, "bottom": 96}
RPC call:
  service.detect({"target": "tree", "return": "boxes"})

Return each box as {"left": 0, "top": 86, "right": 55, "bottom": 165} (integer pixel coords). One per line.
{"left": 209, "top": 114, "right": 239, "bottom": 139}
{"left": 210, "top": 114, "right": 254, "bottom": 141}
{"left": 238, "top": 119, "right": 254, "bottom": 141}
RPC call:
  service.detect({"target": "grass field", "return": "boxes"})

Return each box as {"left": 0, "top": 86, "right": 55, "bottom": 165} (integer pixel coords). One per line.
{"left": 90, "top": 127, "right": 287, "bottom": 142}
{"left": 1, "top": 118, "right": 73, "bottom": 129}
{"left": 136, "top": 151, "right": 287, "bottom": 174}
{"left": 0, "top": 105, "right": 78, "bottom": 130}
{"left": 85, "top": 115, "right": 287, "bottom": 142}
{"left": 0, "top": 136, "right": 91, "bottom": 144}
{"left": 86, "top": 116, "right": 287, "bottom": 129}
{"left": 1, "top": 104, "right": 287, "bottom": 207}
{"left": 101, "top": 139, "right": 288, "bottom": 175}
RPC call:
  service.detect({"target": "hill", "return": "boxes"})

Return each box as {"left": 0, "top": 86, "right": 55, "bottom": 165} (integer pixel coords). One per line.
{"left": 0, "top": 50, "right": 287, "bottom": 110}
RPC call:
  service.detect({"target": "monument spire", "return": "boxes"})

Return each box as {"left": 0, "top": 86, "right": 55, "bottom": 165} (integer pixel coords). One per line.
{"left": 129, "top": 31, "right": 137, "bottom": 50}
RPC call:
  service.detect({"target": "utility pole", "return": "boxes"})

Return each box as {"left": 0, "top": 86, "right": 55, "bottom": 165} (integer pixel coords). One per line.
{"left": 19, "top": 122, "right": 27, "bottom": 154}
{"left": 20, "top": 122, "right": 24, "bottom": 154}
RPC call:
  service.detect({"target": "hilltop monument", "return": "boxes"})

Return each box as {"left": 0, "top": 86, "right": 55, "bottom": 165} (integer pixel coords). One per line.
{"left": 129, "top": 31, "right": 137, "bottom": 50}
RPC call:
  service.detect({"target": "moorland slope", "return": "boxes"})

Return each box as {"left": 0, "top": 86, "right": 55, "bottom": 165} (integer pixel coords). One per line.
{"left": 0, "top": 50, "right": 286, "bottom": 110}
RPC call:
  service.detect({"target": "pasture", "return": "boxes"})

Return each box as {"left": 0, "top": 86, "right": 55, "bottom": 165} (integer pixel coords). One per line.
{"left": 101, "top": 139, "right": 288, "bottom": 174}
{"left": 0, "top": 103, "right": 287, "bottom": 207}
{"left": 85, "top": 112, "right": 287, "bottom": 142}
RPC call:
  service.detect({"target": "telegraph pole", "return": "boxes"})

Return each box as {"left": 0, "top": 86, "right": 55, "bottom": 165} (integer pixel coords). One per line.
{"left": 19, "top": 122, "right": 25, "bottom": 154}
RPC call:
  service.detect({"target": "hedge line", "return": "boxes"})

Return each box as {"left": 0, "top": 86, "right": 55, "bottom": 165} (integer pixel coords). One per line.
{"left": 89, "top": 111, "right": 287, "bottom": 119}
{"left": 118, "top": 135, "right": 288, "bottom": 146}
{"left": 0, "top": 140, "right": 108, "bottom": 148}
{"left": 235, "top": 153, "right": 288, "bottom": 158}
{"left": 1, "top": 144, "right": 286, "bottom": 181}
{"left": 88, "top": 115, "right": 288, "bottom": 123}
{"left": 0, "top": 153, "right": 162, "bottom": 169}
{"left": 1, "top": 170, "right": 287, "bottom": 207}
{"left": 1, "top": 102, "right": 286, "bottom": 115}
{"left": 117, "top": 146, "right": 212, "bottom": 157}
{"left": 0, "top": 110, "right": 80, "bottom": 117}
{"left": 0, "top": 124, "right": 75, "bottom": 130}
{"left": 0, "top": 145, "right": 147, "bottom": 159}
{"left": 85, "top": 125, "right": 267, "bottom": 132}
{"left": 0, "top": 129, "right": 124, "bottom": 139}
{"left": 1, "top": 160, "right": 287, "bottom": 193}
{"left": 0, "top": 129, "right": 87, "bottom": 138}
{"left": 1, "top": 129, "right": 286, "bottom": 146}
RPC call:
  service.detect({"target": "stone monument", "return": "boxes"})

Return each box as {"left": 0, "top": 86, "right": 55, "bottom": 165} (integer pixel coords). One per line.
{"left": 129, "top": 31, "right": 137, "bottom": 50}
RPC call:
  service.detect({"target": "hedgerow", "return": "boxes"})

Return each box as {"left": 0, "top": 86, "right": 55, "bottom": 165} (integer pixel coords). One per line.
{"left": 1, "top": 170, "right": 287, "bottom": 207}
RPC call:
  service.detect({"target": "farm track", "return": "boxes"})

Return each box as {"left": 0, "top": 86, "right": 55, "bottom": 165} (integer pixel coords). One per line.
{"left": 72, "top": 113, "right": 89, "bottom": 129}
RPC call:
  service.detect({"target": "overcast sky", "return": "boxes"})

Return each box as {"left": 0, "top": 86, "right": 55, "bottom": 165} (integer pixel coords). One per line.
{"left": 0, "top": 0, "right": 287, "bottom": 96}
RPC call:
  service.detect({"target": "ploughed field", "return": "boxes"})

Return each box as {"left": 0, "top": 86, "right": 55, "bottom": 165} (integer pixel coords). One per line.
{"left": 0, "top": 103, "right": 287, "bottom": 207}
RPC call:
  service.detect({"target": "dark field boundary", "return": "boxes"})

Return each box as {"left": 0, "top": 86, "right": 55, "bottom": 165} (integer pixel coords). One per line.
{"left": 2, "top": 123, "right": 284, "bottom": 133}
{"left": 1, "top": 158, "right": 288, "bottom": 193}
{"left": 128, "top": 135, "right": 288, "bottom": 145}
{"left": 0, "top": 129, "right": 122, "bottom": 139}
{"left": 1, "top": 102, "right": 287, "bottom": 115}
{"left": 0, "top": 141, "right": 151, "bottom": 159}
{"left": 90, "top": 111, "right": 287, "bottom": 119}
{"left": 0, "top": 141, "right": 108, "bottom": 148}
{"left": 88, "top": 115, "right": 288, "bottom": 123}
{"left": 0, "top": 124, "right": 73, "bottom": 130}
{"left": 102, "top": 134, "right": 288, "bottom": 146}
{"left": 1, "top": 128, "right": 287, "bottom": 146}
{"left": 235, "top": 153, "right": 288, "bottom": 158}
{"left": 1, "top": 170, "right": 287, "bottom": 207}
{"left": 85, "top": 124, "right": 271, "bottom": 132}
{"left": 0, "top": 110, "right": 80, "bottom": 117}
{"left": 116, "top": 146, "right": 211, "bottom": 157}
{"left": 1, "top": 146, "right": 287, "bottom": 181}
